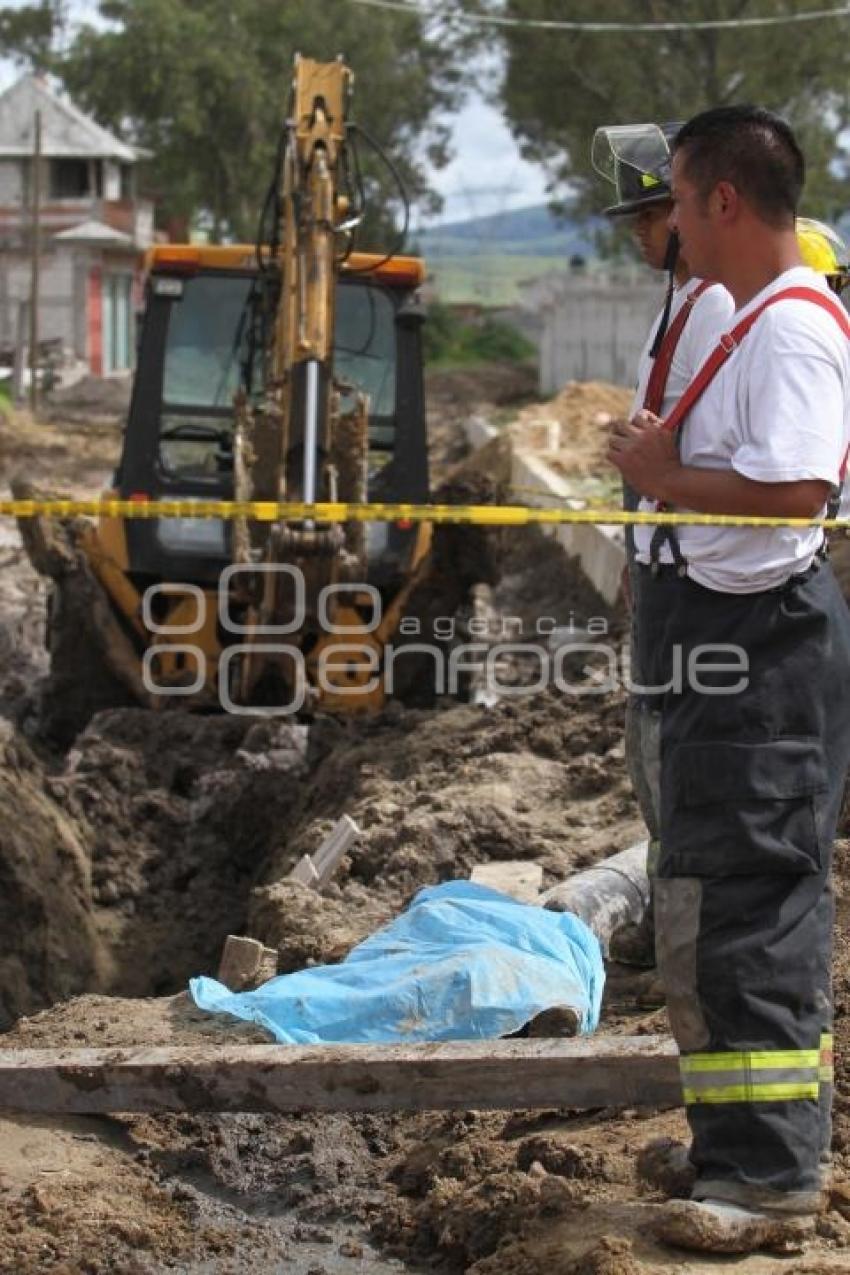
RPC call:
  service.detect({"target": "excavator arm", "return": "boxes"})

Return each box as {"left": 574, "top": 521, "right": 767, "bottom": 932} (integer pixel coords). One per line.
{"left": 231, "top": 55, "right": 373, "bottom": 705}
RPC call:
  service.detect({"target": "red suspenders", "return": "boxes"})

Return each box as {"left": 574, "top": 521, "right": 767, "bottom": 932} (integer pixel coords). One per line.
{"left": 662, "top": 285, "right": 850, "bottom": 489}
{"left": 645, "top": 284, "right": 850, "bottom": 547}
{"left": 643, "top": 279, "right": 714, "bottom": 416}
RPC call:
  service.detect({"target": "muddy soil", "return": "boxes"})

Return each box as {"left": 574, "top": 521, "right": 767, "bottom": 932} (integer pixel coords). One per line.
{"left": 0, "top": 400, "right": 124, "bottom": 724}
{"left": 2, "top": 370, "right": 850, "bottom": 1274}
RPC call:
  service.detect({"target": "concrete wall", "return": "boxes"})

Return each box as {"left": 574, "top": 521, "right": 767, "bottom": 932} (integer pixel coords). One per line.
{"left": 0, "top": 245, "right": 137, "bottom": 367}
{"left": 463, "top": 416, "right": 625, "bottom": 607}
{"left": 510, "top": 450, "right": 625, "bottom": 606}
{"left": 0, "top": 247, "right": 77, "bottom": 352}
{"left": 0, "top": 158, "right": 22, "bottom": 204}
{"left": 525, "top": 274, "right": 666, "bottom": 395}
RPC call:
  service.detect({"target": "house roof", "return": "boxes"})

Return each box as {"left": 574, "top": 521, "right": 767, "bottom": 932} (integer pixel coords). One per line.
{"left": 0, "top": 75, "right": 144, "bottom": 162}
{"left": 54, "top": 220, "right": 135, "bottom": 248}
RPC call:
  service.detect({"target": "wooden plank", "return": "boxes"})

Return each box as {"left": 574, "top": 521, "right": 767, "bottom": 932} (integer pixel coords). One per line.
{"left": 288, "top": 814, "right": 360, "bottom": 889}
{"left": 0, "top": 1036, "right": 681, "bottom": 1115}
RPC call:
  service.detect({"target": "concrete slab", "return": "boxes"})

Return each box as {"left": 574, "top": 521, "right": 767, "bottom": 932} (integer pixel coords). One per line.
{"left": 470, "top": 861, "right": 543, "bottom": 902}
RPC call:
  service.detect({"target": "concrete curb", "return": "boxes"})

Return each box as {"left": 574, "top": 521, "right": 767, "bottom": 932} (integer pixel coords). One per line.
{"left": 463, "top": 416, "right": 625, "bottom": 607}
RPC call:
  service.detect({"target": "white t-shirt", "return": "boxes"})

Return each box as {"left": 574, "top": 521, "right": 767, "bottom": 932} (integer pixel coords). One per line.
{"left": 629, "top": 279, "right": 734, "bottom": 419}
{"left": 634, "top": 266, "right": 850, "bottom": 593}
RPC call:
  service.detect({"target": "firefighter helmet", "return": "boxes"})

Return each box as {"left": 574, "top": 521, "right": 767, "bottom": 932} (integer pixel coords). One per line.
{"left": 592, "top": 122, "right": 680, "bottom": 217}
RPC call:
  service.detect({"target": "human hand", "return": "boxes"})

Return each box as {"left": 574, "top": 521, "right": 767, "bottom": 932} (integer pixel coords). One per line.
{"left": 606, "top": 409, "right": 681, "bottom": 503}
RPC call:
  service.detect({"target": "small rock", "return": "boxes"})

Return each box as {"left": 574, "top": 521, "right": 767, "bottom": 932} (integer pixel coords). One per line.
{"left": 338, "top": 1239, "right": 364, "bottom": 1258}
{"left": 636, "top": 1137, "right": 695, "bottom": 1199}
{"left": 817, "top": 1211, "right": 850, "bottom": 1243}
{"left": 26, "top": 1183, "right": 51, "bottom": 1215}
{"left": 830, "top": 1182, "right": 850, "bottom": 1220}
{"left": 564, "top": 1235, "right": 639, "bottom": 1273}
{"left": 651, "top": 1199, "right": 813, "bottom": 1255}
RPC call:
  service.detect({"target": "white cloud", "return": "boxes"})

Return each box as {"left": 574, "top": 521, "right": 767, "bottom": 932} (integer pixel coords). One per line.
{"left": 420, "top": 93, "right": 549, "bottom": 227}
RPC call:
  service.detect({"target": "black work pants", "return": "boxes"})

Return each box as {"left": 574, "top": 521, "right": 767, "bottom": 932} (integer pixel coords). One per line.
{"left": 634, "top": 560, "right": 850, "bottom": 1212}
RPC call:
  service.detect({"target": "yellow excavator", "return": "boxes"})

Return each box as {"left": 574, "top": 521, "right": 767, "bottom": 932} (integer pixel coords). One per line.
{"left": 18, "top": 56, "right": 463, "bottom": 745}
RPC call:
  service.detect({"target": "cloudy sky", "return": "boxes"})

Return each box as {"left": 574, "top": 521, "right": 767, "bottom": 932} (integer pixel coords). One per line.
{"left": 418, "top": 93, "right": 549, "bottom": 229}
{"left": 0, "top": 0, "right": 550, "bottom": 228}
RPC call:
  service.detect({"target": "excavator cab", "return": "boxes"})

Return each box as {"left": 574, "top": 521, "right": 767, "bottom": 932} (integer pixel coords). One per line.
{"left": 117, "top": 244, "right": 429, "bottom": 592}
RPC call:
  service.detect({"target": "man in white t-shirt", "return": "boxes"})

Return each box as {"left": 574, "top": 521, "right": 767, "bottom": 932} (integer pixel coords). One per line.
{"left": 608, "top": 105, "right": 850, "bottom": 1254}
{"left": 593, "top": 124, "right": 733, "bottom": 965}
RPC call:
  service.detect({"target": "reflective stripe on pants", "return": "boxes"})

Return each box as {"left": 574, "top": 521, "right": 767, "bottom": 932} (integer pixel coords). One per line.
{"left": 681, "top": 1050, "right": 820, "bottom": 1105}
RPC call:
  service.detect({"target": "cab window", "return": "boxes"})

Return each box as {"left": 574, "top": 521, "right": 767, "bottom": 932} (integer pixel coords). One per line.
{"left": 155, "top": 272, "right": 398, "bottom": 481}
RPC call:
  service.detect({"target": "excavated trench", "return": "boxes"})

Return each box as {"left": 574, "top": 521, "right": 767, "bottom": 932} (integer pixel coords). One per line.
{"left": 0, "top": 517, "right": 625, "bottom": 1021}
{"left": 0, "top": 362, "right": 627, "bottom": 1019}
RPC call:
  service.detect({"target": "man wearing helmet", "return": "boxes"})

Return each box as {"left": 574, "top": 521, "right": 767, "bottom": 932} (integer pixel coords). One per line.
{"left": 593, "top": 123, "right": 733, "bottom": 968}
{"left": 607, "top": 105, "right": 850, "bottom": 1255}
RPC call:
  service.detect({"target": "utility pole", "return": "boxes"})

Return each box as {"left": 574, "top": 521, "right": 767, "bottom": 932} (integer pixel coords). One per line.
{"left": 12, "top": 300, "right": 27, "bottom": 403}
{"left": 29, "top": 109, "right": 42, "bottom": 416}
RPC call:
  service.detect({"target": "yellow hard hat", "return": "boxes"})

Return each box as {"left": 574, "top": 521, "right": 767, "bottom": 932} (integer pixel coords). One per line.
{"left": 796, "top": 216, "right": 846, "bottom": 276}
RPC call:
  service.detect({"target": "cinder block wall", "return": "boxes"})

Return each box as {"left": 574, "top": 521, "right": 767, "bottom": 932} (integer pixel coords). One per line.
{"left": 0, "top": 249, "right": 77, "bottom": 352}
{"left": 537, "top": 279, "right": 664, "bottom": 394}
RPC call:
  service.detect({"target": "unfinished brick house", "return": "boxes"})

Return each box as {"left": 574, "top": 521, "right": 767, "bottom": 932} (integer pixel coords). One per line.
{"left": 0, "top": 74, "right": 153, "bottom": 377}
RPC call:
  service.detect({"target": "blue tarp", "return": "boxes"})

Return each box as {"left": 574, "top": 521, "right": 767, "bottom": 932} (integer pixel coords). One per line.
{"left": 190, "top": 881, "right": 604, "bottom": 1045}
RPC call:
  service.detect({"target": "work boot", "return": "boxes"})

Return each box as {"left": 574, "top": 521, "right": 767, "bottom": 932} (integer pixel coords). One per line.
{"left": 636, "top": 1137, "right": 696, "bottom": 1198}
{"left": 635, "top": 970, "right": 666, "bottom": 1009}
{"left": 651, "top": 1198, "right": 815, "bottom": 1255}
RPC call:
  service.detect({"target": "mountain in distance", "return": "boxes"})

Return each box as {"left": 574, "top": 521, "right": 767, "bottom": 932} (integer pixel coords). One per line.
{"left": 415, "top": 202, "right": 601, "bottom": 260}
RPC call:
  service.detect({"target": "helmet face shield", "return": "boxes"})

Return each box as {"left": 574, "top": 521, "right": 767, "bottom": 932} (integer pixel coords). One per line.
{"left": 592, "top": 123, "right": 676, "bottom": 217}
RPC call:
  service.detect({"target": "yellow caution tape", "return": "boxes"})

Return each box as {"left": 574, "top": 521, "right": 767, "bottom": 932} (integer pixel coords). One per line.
{"left": 1, "top": 497, "right": 849, "bottom": 530}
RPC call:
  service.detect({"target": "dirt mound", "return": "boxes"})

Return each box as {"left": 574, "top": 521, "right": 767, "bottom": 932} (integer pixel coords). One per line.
{"left": 510, "top": 380, "right": 633, "bottom": 478}
{"left": 0, "top": 724, "right": 107, "bottom": 1028}
{"left": 0, "top": 528, "right": 47, "bottom": 722}
{"left": 7, "top": 992, "right": 271, "bottom": 1049}
{"left": 0, "top": 1128, "right": 237, "bottom": 1275}
{"left": 426, "top": 363, "right": 539, "bottom": 475}
{"left": 0, "top": 406, "right": 121, "bottom": 497}
{"left": 0, "top": 602, "right": 637, "bottom": 1012}
{"left": 426, "top": 363, "right": 539, "bottom": 414}
{"left": 250, "top": 690, "right": 637, "bottom": 956}
{"left": 44, "top": 373, "right": 131, "bottom": 424}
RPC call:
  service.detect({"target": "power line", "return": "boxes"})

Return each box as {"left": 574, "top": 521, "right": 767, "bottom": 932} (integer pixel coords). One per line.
{"left": 348, "top": 0, "right": 850, "bottom": 33}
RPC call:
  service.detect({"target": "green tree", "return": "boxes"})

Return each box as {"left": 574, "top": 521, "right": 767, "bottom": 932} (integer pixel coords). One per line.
{"left": 0, "top": 1, "right": 60, "bottom": 70}
{"left": 488, "top": 0, "right": 850, "bottom": 222}
{"left": 53, "top": 0, "right": 467, "bottom": 243}
{"left": 423, "top": 300, "right": 534, "bottom": 364}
